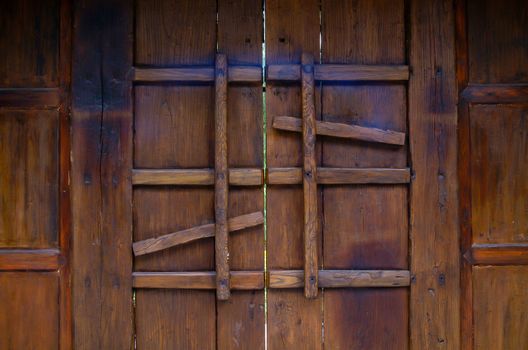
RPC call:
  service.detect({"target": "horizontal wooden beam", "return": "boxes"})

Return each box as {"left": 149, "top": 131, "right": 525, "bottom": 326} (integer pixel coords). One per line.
{"left": 132, "top": 168, "right": 263, "bottom": 186}
{"left": 461, "top": 84, "right": 528, "bottom": 104}
{"left": 267, "top": 64, "right": 409, "bottom": 81}
{"left": 133, "top": 66, "right": 261, "bottom": 83}
{"left": 0, "top": 249, "right": 62, "bottom": 271}
{"left": 273, "top": 116, "right": 405, "bottom": 145}
{"left": 0, "top": 88, "right": 60, "bottom": 108}
{"left": 267, "top": 167, "right": 411, "bottom": 185}
{"left": 269, "top": 270, "right": 410, "bottom": 288}
{"left": 133, "top": 211, "right": 264, "bottom": 256}
{"left": 133, "top": 271, "right": 264, "bottom": 290}
{"left": 464, "top": 243, "right": 528, "bottom": 265}
{"left": 132, "top": 269, "right": 410, "bottom": 289}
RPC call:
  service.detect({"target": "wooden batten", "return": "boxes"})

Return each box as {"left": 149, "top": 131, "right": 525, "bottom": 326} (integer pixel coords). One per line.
{"left": 268, "top": 270, "right": 411, "bottom": 288}
{"left": 0, "top": 88, "right": 60, "bottom": 108}
{"left": 214, "top": 53, "right": 230, "bottom": 300}
{"left": 133, "top": 271, "right": 264, "bottom": 290}
{"left": 132, "top": 66, "right": 261, "bottom": 83}
{"left": 464, "top": 244, "right": 528, "bottom": 265}
{"left": 132, "top": 168, "right": 263, "bottom": 186}
{"left": 267, "top": 167, "right": 411, "bottom": 185}
{"left": 301, "top": 53, "right": 319, "bottom": 298}
{"left": 272, "top": 116, "right": 406, "bottom": 145}
{"left": 132, "top": 211, "right": 264, "bottom": 256}
{"left": 461, "top": 84, "right": 528, "bottom": 104}
{"left": 267, "top": 64, "right": 410, "bottom": 81}
{"left": 0, "top": 249, "right": 62, "bottom": 271}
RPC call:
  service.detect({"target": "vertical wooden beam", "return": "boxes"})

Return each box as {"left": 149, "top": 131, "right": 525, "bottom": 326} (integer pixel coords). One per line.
{"left": 215, "top": 53, "right": 230, "bottom": 300}
{"left": 71, "top": 0, "right": 133, "bottom": 348}
{"left": 409, "top": 0, "right": 460, "bottom": 349}
{"left": 301, "top": 52, "right": 318, "bottom": 298}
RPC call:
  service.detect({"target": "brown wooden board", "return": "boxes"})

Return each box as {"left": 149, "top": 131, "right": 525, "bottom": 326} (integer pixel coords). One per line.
{"left": 266, "top": 0, "right": 322, "bottom": 348}
{"left": 71, "top": 0, "right": 133, "bottom": 348}
{"left": 0, "top": 272, "right": 59, "bottom": 349}
{"left": 321, "top": 1, "right": 408, "bottom": 348}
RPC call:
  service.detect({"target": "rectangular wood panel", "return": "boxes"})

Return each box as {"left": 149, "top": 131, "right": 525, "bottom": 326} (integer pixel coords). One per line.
{"left": 0, "top": 110, "right": 58, "bottom": 248}
{"left": 266, "top": 0, "right": 322, "bottom": 348}
{"left": 470, "top": 105, "right": 528, "bottom": 244}
{"left": 0, "top": 272, "right": 59, "bottom": 349}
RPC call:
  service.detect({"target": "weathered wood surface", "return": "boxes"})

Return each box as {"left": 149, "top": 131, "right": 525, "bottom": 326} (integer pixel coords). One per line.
{"left": 462, "top": 84, "right": 528, "bottom": 103}
{"left": 269, "top": 270, "right": 410, "bottom": 288}
{"left": 132, "top": 168, "right": 263, "bottom": 186}
{"left": 133, "top": 271, "right": 264, "bottom": 290}
{"left": 71, "top": 0, "right": 133, "bottom": 349}
{"left": 0, "top": 88, "right": 60, "bottom": 108}
{"left": 267, "top": 64, "right": 409, "bottom": 81}
{"left": 133, "top": 211, "right": 264, "bottom": 256}
{"left": 133, "top": 66, "right": 261, "bottom": 82}
{"left": 267, "top": 167, "right": 410, "bottom": 185}
{"left": 409, "top": 0, "right": 460, "bottom": 349}
{"left": 465, "top": 244, "right": 528, "bottom": 265}
{"left": 301, "top": 52, "right": 318, "bottom": 298}
{"left": 0, "top": 249, "right": 61, "bottom": 271}
{"left": 273, "top": 116, "right": 406, "bottom": 145}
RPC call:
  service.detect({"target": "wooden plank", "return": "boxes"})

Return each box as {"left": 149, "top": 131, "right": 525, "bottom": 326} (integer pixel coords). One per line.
{"left": 462, "top": 84, "right": 528, "bottom": 103}
{"left": 132, "top": 168, "right": 263, "bottom": 186}
{"left": 133, "top": 66, "right": 261, "bottom": 82}
{"left": 273, "top": 116, "right": 406, "bottom": 145}
{"left": 267, "top": 167, "right": 411, "bottom": 185}
{"left": 0, "top": 272, "right": 59, "bottom": 349}
{"left": 215, "top": 53, "right": 230, "bottom": 300}
{"left": 266, "top": 0, "right": 322, "bottom": 347}
{"left": 0, "top": 88, "right": 60, "bottom": 108}
{"left": 71, "top": 0, "right": 133, "bottom": 348}
{"left": 0, "top": 249, "right": 61, "bottom": 271}
{"left": 267, "top": 64, "right": 409, "bottom": 81}
{"left": 321, "top": 1, "right": 408, "bottom": 349}
{"left": 301, "top": 52, "right": 318, "bottom": 298}
{"left": 217, "top": 1, "right": 265, "bottom": 347}
{"left": 133, "top": 271, "right": 264, "bottom": 290}
{"left": 465, "top": 244, "right": 528, "bottom": 265}
{"left": 133, "top": 211, "right": 263, "bottom": 256}
{"left": 269, "top": 270, "right": 410, "bottom": 288}
{"left": 409, "top": 0, "right": 460, "bottom": 348}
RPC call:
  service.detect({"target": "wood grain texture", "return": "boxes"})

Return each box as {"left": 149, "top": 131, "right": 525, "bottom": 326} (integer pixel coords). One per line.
{"left": 133, "top": 66, "right": 261, "bottom": 82}
{"left": 71, "top": 0, "right": 133, "bottom": 348}
{"left": 273, "top": 116, "right": 406, "bottom": 145}
{"left": 266, "top": 0, "right": 322, "bottom": 347}
{"left": 301, "top": 52, "right": 318, "bottom": 298}
{"left": 470, "top": 105, "right": 528, "bottom": 244}
{"left": 215, "top": 53, "right": 230, "bottom": 300}
{"left": 0, "top": 249, "right": 61, "bottom": 271}
{"left": 0, "top": 0, "right": 59, "bottom": 87}
{"left": 409, "top": 0, "right": 460, "bottom": 348}
{"left": 473, "top": 266, "right": 528, "bottom": 349}
{"left": 0, "top": 272, "right": 59, "bottom": 349}
{"left": 0, "top": 110, "right": 58, "bottom": 248}
{"left": 269, "top": 270, "right": 410, "bottom": 288}
{"left": 0, "top": 88, "right": 60, "bottom": 108}
{"left": 462, "top": 84, "right": 528, "bottom": 104}
{"left": 132, "top": 168, "right": 263, "bottom": 186}
{"left": 133, "top": 271, "right": 264, "bottom": 290}
{"left": 267, "top": 167, "right": 410, "bottom": 185}
{"left": 267, "top": 64, "right": 409, "bottom": 81}
{"left": 467, "top": 0, "right": 528, "bottom": 83}
{"left": 133, "top": 211, "right": 263, "bottom": 256}
{"left": 466, "top": 244, "right": 528, "bottom": 265}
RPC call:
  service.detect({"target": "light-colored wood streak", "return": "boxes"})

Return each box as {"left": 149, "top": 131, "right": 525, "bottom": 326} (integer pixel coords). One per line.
{"left": 267, "top": 64, "right": 409, "bottom": 81}
{"left": 273, "top": 116, "right": 406, "bottom": 145}
{"left": 465, "top": 243, "right": 528, "bottom": 265}
{"left": 132, "top": 168, "right": 263, "bottom": 186}
{"left": 133, "top": 271, "right": 264, "bottom": 290}
{"left": 268, "top": 270, "right": 411, "bottom": 288}
{"left": 133, "top": 211, "right": 264, "bottom": 256}
{"left": 267, "top": 167, "right": 411, "bottom": 185}
{"left": 133, "top": 66, "right": 261, "bottom": 82}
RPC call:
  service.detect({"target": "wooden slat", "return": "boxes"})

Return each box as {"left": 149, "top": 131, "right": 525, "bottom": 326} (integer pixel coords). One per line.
{"left": 268, "top": 270, "right": 411, "bottom": 288}
{"left": 465, "top": 244, "right": 528, "bottom": 265}
{"left": 0, "top": 88, "right": 60, "bottom": 108}
{"left": 133, "top": 271, "right": 264, "bottom": 290}
{"left": 215, "top": 53, "right": 230, "bottom": 300}
{"left": 133, "top": 66, "right": 261, "bottom": 82}
{"left": 273, "top": 116, "right": 406, "bottom": 145}
{"left": 132, "top": 168, "right": 263, "bottom": 186}
{"left": 301, "top": 52, "right": 318, "bottom": 298}
{"left": 133, "top": 211, "right": 264, "bottom": 256}
{"left": 267, "top": 64, "right": 410, "bottom": 81}
{"left": 0, "top": 249, "right": 61, "bottom": 271}
{"left": 462, "top": 84, "right": 528, "bottom": 104}
{"left": 267, "top": 167, "right": 411, "bottom": 185}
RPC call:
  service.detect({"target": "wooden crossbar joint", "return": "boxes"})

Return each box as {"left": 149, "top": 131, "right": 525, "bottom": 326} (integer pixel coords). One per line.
{"left": 215, "top": 53, "right": 230, "bottom": 300}
{"left": 301, "top": 52, "right": 319, "bottom": 298}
